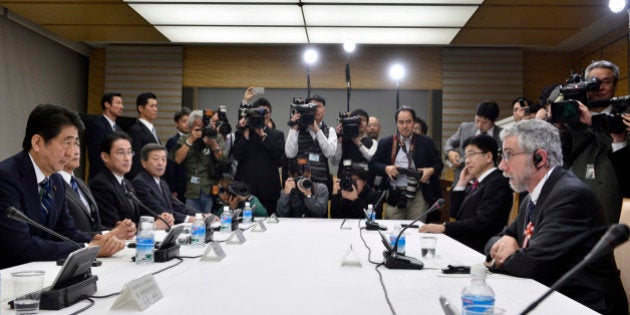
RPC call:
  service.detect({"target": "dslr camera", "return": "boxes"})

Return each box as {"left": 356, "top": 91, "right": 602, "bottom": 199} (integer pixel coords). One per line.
{"left": 202, "top": 106, "right": 232, "bottom": 138}
{"left": 288, "top": 97, "right": 317, "bottom": 130}
{"left": 339, "top": 159, "right": 356, "bottom": 192}
{"left": 337, "top": 112, "right": 361, "bottom": 140}
{"left": 396, "top": 167, "right": 423, "bottom": 199}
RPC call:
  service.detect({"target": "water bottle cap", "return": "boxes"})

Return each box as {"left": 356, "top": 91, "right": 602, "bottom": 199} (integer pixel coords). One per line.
{"left": 195, "top": 213, "right": 203, "bottom": 219}
{"left": 245, "top": 202, "right": 250, "bottom": 207}
{"left": 470, "top": 264, "right": 487, "bottom": 280}
{"left": 223, "top": 206, "right": 229, "bottom": 211}
{"left": 368, "top": 204, "right": 373, "bottom": 210}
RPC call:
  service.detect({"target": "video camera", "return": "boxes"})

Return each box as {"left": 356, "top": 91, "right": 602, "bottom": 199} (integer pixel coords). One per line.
{"left": 288, "top": 97, "right": 317, "bottom": 130}
{"left": 337, "top": 112, "right": 361, "bottom": 140}
{"left": 202, "top": 106, "right": 232, "bottom": 138}
{"left": 589, "top": 95, "right": 630, "bottom": 133}
{"left": 240, "top": 107, "right": 267, "bottom": 130}
{"left": 549, "top": 72, "right": 601, "bottom": 124}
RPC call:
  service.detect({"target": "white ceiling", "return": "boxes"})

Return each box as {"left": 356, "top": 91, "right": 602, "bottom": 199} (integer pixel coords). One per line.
{"left": 125, "top": 0, "right": 483, "bottom": 44}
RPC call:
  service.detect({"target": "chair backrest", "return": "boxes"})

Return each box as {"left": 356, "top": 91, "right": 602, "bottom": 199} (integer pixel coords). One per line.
{"left": 614, "top": 198, "right": 630, "bottom": 311}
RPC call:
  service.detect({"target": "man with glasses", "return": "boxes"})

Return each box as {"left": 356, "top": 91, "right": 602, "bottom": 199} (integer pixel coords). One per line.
{"left": 512, "top": 97, "right": 532, "bottom": 123}
{"left": 420, "top": 135, "right": 512, "bottom": 253}
{"left": 0, "top": 104, "right": 125, "bottom": 269}
{"left": 91, "top": 132, "right": 174, "bottom": 227}
{"left": 485, "top": 119, "right": 627, "bottom": 315}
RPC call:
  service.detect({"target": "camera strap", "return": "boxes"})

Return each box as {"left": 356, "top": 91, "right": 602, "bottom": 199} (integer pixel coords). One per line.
{"left": 390, "top": 134, "right": 415, "bottom": 169}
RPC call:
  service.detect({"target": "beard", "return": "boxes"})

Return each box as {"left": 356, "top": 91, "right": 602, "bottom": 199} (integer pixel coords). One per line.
{"left": 503, "top": 162, "right": 533, "bottom": 193}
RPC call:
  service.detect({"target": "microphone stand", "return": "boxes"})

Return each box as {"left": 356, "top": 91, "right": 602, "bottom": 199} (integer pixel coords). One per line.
{"left": 520, "top": 224, "right": 629, "bottom": 314}
{"left": 384, "top": 199, "right": 445, "bottom": 270}
{"left": 345, "top": 56, "right": 351, "bottom": 112}
{"left": 126, "top": 191, "right": 172, "bottom": 231}
{"left": 5, "top": 206, "right": 102, "bottom": 267}
{"left": 365, "top": 190, "right": 387, "bottom": 231}
{"left": 306, "top": 64, "right": 312, "bottom": 99}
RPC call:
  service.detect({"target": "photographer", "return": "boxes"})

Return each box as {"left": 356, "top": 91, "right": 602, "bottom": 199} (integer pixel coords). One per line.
{"left": 370, "top": 106, "right": 443, "bottom": 220}
{"left": 170, "top": 109, "right": 227, "bottom": 213}
{"left": 216, "top": 177, "right": 267, "bottom": 217}
{"left": 332, "top": 109, "right": 377, "bottom": 179}
{"left": 233, "top": 95, "right": 285, "bottom": 214}
{"left": 276, "top": 160, "right": 328, "bottom": 218}
{"left": 285, "top": 95, "right": 337, "bottom": 190}
{"left": 330, "top": 164, "right": 382, "bottom": 219}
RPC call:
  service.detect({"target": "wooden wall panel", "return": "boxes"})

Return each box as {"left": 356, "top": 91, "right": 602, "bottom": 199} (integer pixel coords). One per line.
{"left": 523, "top": 52, "right": 576, "bottom": 103}
{"left": 183, "top": 45, "right": 442, "bottom": 90}
{"left": 442, "top": 48, "right": 522, "bottom": 147}
{"left": 87, "top": 47, "right": 105, "bottom": 115}
{"left": 105, "top": 45, "right": 183, "bottom": 143}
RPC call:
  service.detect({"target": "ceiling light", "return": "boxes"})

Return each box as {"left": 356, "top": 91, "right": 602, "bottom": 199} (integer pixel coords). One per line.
{"left": 389, "top": 64, "right": 405, "bottom": 82}
{"left": 155, "top": 26, "right": 307, "bottom": 43}
{"left": 609, "top": 0, "right": 627, "bottom": 13}
{"left": 309, "top": 27, "right": 459, "bottom": 44}
{"left": 343, "top": 40, "right": 356, "bottom": 53}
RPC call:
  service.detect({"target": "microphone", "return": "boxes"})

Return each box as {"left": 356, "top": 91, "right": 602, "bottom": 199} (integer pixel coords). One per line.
{"left": 365, "top": 190, "right": 388, "bottom": 231}
{"left": 170, "top": 195, "right": 201, "bottom": 216}
{"left": 5, "top": 206, "right": 102, "bottom": 267}
{"left": 520, "top": 223, "right": 630, "bottom": 315}
{"left": 125, "top": 191, "right": 172, "bottom": 231}
{"left": 384, "top": 198, "right": 445, "bottom": 270}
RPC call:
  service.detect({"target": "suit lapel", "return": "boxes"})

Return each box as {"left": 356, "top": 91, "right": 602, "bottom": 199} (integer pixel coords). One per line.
{"left": 17, "top": 152, "right": 44, "bottom": 224}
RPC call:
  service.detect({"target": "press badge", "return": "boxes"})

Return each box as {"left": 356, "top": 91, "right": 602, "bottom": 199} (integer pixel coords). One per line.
{"left": 191, "top": 176, "right": 201, "bottom": 184}
{"left": 309, "top": 153, "right": 319, "bottom": 162}
{"left": 585, "top": 164, "right": 595, "bottom": 179}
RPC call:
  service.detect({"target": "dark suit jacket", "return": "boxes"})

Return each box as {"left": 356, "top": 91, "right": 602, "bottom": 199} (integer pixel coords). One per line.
{"left": 85, "top": 115, "right": 114, "bottom": 179}
{"left": 127, "top": 120, "right": 160, "bottom": 180}
{"left": 64, "top": 177, "right": 102, "bottom": 236}
{"left": 445, "top": 169, "right": 512, "bottom": 253}
{"left": 0, "top": 151, "right": 91, "bottom": 269}
{"left": 132, "top": 170, "right": 196, "bottom": 224}
{"left": 370, "top": 134, "right": 443, "bottom": 210}
{"left": 233, "top": 127, "right": 285, "bottom": 212}
{"left": 165, "top": 133, "right": 187, "bottom": 202}
{"left": 90, "top": 168, "right": 140, "bottom": 228}
{"left": 495, "top": 168, "right": 627, "bottom": 314}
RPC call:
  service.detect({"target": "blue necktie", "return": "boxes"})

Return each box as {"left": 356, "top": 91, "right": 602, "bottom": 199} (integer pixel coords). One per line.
{"left": 527, "top": 199, "right": 535, "bottom": 223}
{"left": 39, "top": 178, "right": 54, "bottom": 220}
{"left": 70, "top": 177, "right": 80, "bottom": 195}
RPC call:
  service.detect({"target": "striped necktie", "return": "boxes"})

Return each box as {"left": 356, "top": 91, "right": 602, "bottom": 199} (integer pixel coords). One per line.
{"left": 70, "top": 176, "right": 80, "bottom": 195}
{"left": 39, "top": 177, "right": 54, "bottom": 220}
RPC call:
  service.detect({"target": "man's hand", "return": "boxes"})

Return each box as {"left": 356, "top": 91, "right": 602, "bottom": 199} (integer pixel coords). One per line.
{"left": 447, "top": 151, "right": 462, "bottom": 168}
{"left": 340, "top": 184, "right": 359, "bottom": 201}
{"left": 90, "top": 233, "right": 125, "bottom": 257}
{"left": 188, "top": 127, "right": 203, "bottom": 144}
{"left": 296, "top": 182, "right": 312, "bottom": 197}
{"left": 457, "top": 165, "right": 473, "bottom": 187}
{"left": 155, "top": 212, "right": 175, "bottom": 230}
{"left": 228, "top": 195, "right": 240, "bottom": 210}
{"left": 489, "top": 235, "right": 519, "bottom": 268}
{"left": 254, "top": 128, "right": 267, "bottom": 140}
{"left": 385, "top": 165, "right": 399, "bottom": 180}
{"left": 284, "top": 177, "right": 296, "bottom": 194}
{"left": 243, "top": 86, "right": 256, "bottom": 104}
{"left": 309, "top": 121, "right": 320, "bottom": 133}
{"left": 290, "top": 113, "right": 301, "bottom": 131}
{"left": 335, "top": 124, "right": 343, "bottom": 143}
{"left": 418, "top": 167, "right": 434, "bottom": 184}
{"left": 332, "top": 179, "right": 341, "bottom": 195}
{"left": 242, "top": 127, "right": 250, "bottom": 140}
{"left": 111, "top": 219, "right": 136, "bottom": 240}
{"left": 577, "top": 101, "right": 592, "bottom": 126}
{"left": 419, "top": 223, "right": 444, "bottom": 234}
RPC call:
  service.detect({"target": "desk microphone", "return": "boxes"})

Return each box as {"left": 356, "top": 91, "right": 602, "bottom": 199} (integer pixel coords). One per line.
{"left": 520, "top": 223, "right": 630, "bottom": 315}
{"left": 384, "top": 199, "right": 445, "bottom": 270}
{"left": 4, "top": 206, "right": 102, "bottom": 267}
{"left": 170, "top": 196, "right": 201, "bottom": 216}
{"left": 365, "top": 190, "right": 388, "bottom": 231}
{"left": 125, "top": 190, "right": 172, "bottom": 231}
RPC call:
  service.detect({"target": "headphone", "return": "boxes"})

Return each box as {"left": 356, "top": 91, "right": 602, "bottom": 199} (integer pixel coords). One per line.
{"left": 533, "top": 150, "right": 543, "bottom": 169}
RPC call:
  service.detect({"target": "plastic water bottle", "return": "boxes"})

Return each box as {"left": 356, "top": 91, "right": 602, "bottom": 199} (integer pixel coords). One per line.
{"left": 220, "top": 206, "right": 232, "bottom": 232}
{"left": 389, "top": 225, "right": 406, "bottom": 255}
{"left": 461, "top": 264, "right": 495, "bottom": 311}
{"left": 191, "top": 213, "right": 206, "bottom": 246}
{"left": 366, "top": 204, "right": 375, "bottom": 221}
{"left": 243, "top": 202, "right": 253, "bottom": 224}
{"left": 136, "top": 216, "right": 155, "bottom": 264}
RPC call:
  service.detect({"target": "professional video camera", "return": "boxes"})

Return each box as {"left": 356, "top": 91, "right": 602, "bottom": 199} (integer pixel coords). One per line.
{"left": 241, "top": 107, "right": 267, "bottom": 130}
{"left": 337, "top": 112, "right": 361, "bottom": 140}
{"left": 549, "top": 72, "right": 601, "bottom": 124}
{"left": 202, "top": 106, "right": 232, "bottom": 138}
{"left": 589, "top": 95, "right": 630, "bottom": 133}
{"left": 288, "top": 97, "right": 317, "bottom": 130}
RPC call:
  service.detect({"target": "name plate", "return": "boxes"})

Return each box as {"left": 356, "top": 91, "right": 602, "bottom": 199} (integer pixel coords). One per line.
{"left": 251, "top": 220, "right": 267, "bottom": 232}
{"left": 227, "top": 230, "right": 247, "bottom": 244}
{"left": 340, "top": 244, "right": 362, "bottom": 268}
{"left": 200, "top": 242, "right": 226, "bottom": 262}
{"left": 267, "top": 213, "right": 280, "bottom": 224}
{"left": 111, "top": 274, "right": 163, "bottom": 311}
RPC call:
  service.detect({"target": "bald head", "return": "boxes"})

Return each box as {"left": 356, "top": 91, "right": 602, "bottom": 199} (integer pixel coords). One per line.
{"left": 367, "top": 116, "right": 381, "bottom": 140}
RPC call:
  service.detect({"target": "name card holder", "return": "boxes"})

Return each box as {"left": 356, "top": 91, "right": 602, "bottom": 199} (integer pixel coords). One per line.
{"left": 226, "top": 230, "right": 247, "bottom": 244}
{"left": 200, "top": 242, "right": 227, "bottom": 262}
{"left": 267, "top": 213, "right": 280, "bottom": 223}
{"left": 340, "top": 244, "right": 362, "bottom": 267}
{"left": 111, "top": 274, "right": 163, "bottom": 311}
{"left": 251, "top": 220, "right": 267, "bottom": 232}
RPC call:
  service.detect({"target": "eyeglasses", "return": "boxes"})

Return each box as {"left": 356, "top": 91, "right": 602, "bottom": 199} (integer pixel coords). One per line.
{"left": 464, "top": 151, "right": 486, "bottom": 158}
{"left": 499, "top": 150, "right": 527, "bottom": 162}
{"left": 112, "top": 150, "right": 134, "bottom": 158}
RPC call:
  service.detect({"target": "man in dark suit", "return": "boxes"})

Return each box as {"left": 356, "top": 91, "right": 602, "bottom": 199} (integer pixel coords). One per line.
{"left": 59, "top": 135, "right": 136, "bottom": 239}
{"left": 133, "top": 143, "right": 199, "bottom": 226}
{"left": 420, "top": 135, "right": 512, "bottom": 253}
{"left": 233, "top": 99, "right": 285, "bottom": 214}
{"left": 165, "top": 108, "right": 191, "bottom": 202}
{"left": 85, "top": 92, "right": 124, "bottom": 179}
{"left": 91, "top": 132, "right": 174, "bottom": 229}
{"left": 487, "top": 119, "right": 627, "bottom": 315}
{"left": 370, "top": 106, "right": 443, "bottom": 220}
{"left": 0, "top": 104, "right": 125, "bottom": 269}
{"left": 444, "top": 100, "right": 502, "bottom": 184}
{"left": 127, "top": 92, "right": 160, "bottom": 180}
